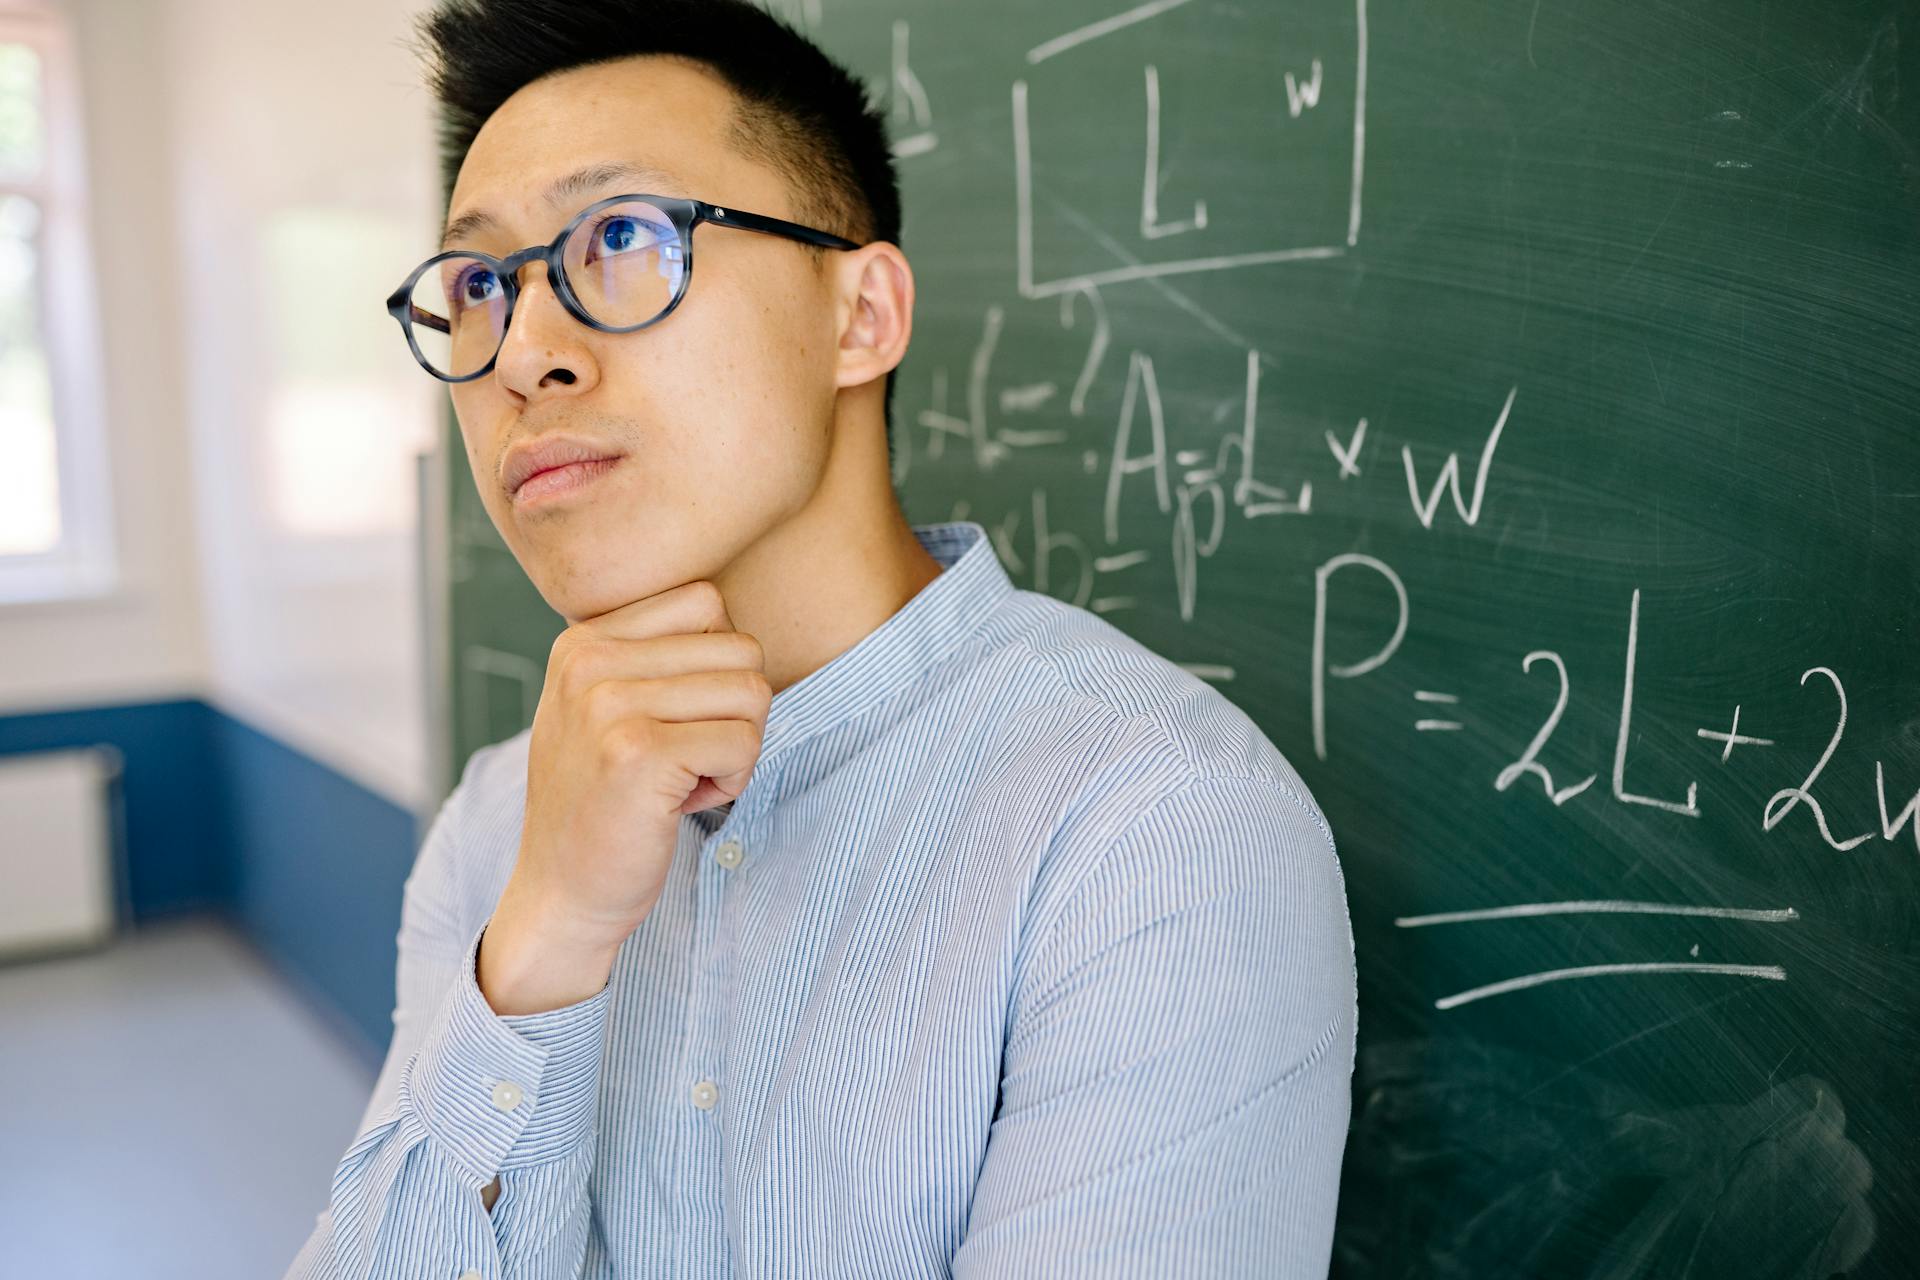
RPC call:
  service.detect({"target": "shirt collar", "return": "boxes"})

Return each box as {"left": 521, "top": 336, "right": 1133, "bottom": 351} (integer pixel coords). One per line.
{"left": 756, "top": 519, "right": 1013, "bottom": 766}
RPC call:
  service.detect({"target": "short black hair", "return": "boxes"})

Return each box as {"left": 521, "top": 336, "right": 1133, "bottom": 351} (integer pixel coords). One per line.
{"left": 410, "top": 0, "right": 904, "bottom": 468}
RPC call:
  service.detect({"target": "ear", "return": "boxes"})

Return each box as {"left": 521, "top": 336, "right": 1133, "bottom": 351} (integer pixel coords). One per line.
{"left": 832, "top": 242, "right": 913, "bottom": 391}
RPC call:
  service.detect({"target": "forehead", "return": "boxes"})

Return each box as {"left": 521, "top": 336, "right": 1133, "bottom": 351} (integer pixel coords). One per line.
{"left": 446, "top": 55, "right": 786, "bottom": 244}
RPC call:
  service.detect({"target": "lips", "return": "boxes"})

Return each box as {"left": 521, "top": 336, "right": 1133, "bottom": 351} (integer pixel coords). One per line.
{"left": 504, "top": 435, "right": 627, "bottom": 496}
{"left": 513, "top": 456, "right": 621, "bottom": 505}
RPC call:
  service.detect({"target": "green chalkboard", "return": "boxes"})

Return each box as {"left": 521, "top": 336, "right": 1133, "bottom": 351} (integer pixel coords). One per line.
{"left": 438, "top": 1, "right": 1918, "bottom": 1273}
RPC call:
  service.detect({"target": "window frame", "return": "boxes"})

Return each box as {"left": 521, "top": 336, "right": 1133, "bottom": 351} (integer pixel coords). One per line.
{"left": 0, "top": 3, "right": 117, "bottom": 608}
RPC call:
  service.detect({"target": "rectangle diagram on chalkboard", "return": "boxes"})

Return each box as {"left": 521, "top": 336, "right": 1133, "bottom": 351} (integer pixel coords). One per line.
{"left": 1015, "top": 0, "right": 1367, "bottom": 298}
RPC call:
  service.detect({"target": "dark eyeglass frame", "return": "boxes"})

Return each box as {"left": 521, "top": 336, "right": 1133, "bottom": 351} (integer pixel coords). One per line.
{"left": 385, "top": 191, "right": 865, "bottom": 383}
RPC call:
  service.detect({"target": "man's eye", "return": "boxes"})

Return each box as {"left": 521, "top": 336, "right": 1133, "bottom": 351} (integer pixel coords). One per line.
{"left": 452, "top": 264, "right": 501, "bottom": 309}
{"left": 591, "top": 216, "right": 680, "bottom": 262}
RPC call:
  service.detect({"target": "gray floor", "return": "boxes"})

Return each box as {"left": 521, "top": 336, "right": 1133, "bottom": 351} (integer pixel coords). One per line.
{"left": 0, "top": 914, "right": 380, "bottom": 1279}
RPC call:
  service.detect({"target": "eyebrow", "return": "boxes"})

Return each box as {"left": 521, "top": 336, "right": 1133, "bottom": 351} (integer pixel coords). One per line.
{"left": 440, "top": 160, "right": 691, "bottom": 249}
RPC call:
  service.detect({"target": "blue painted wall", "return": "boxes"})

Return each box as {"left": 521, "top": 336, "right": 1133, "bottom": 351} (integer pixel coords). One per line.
{"left": 0, "top": 698, "right": 428, "bottom": 1071}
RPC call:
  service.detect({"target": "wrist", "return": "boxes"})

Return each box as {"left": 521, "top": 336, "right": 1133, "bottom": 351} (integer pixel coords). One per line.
{"left": 477, "top": 886, "right": 622, "bottom": 1016}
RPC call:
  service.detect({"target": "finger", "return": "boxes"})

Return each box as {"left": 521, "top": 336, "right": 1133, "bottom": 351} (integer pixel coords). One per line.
{"left": 585, "top": 670, "right": 771, "bottom": 730}
{"left": 650, "top": 718, "right": 763, "bottom": 786}
{"left": 573, "top": 578, "right": 734, "bottom": 641}
{"left": 566, "top": 632, "right": 766, "bottom": 683}
{"left": 678, "top": 776, "right": 738, "bottom": 815}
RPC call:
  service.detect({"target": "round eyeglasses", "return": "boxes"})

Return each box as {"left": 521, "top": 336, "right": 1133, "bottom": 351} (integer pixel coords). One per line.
{"left": 385, "top": 192, "right": 864, "bottom": 382}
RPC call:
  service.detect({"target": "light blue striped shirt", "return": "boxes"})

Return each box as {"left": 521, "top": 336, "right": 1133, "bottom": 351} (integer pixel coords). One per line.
{"left": 287, "top": 519, "right": 1356, "bottom": 1279}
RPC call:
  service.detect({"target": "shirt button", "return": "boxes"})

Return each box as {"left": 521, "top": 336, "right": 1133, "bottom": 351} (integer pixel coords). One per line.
{"left": 458, "top": 1272, "right": 483, "bottom": 1280}
{"left": 714, "top": 839, "right": 743, "bottom": 869}
{"left": 491, "top": 1080, "right": 524, "bottom": 1111}
{"left": 691, "top": 1079, "right": 719, "bottom": 1110}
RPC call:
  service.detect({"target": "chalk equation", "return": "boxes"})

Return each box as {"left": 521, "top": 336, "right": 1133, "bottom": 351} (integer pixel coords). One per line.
{"left": 827, "top": 0, "right": 1920, "bottom": 1034}
{"left": 751, "top": 1, "right": 1909, "bottom": 1269}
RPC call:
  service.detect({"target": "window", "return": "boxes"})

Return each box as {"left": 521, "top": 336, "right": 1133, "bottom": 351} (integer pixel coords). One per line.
{"left": 0, "top": 3, "right": 114, "bottom": 604}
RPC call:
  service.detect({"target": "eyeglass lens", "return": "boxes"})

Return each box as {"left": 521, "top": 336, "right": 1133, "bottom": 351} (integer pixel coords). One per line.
{"left": 404, "top": 198, "right": 689, "bottom": 378}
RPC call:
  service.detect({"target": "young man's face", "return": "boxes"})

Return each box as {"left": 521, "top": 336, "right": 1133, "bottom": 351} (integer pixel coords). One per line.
{"left": 443, "top": 55, "right": 860, "bottom": 624}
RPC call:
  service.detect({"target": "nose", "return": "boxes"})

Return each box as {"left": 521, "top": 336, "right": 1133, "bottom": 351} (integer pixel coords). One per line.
{"left": 490, "top": 254, "right": 596, "bottom": 396}
{"left": 502, "top": 250, "right": 559, "bottom": 304}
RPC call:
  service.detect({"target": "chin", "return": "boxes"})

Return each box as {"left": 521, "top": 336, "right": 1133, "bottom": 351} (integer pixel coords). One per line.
{"left": 541, "top": 555, "right": 666, "bottom": 623}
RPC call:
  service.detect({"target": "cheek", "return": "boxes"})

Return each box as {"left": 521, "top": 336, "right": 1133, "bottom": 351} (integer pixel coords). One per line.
{"left": 711, "top": 257, "right": 829, "bottom": 376}
{"left": 452, "top": 415, "right": 493, "bottom": 491}
{"left": 699, "top": 282, "right": 831, "bottom": 412}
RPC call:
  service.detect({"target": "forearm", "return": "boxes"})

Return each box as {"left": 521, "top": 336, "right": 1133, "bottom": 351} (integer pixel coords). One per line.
{"left": 284, "top": 919, "right": 615, "bottom": 1277}
{"left": 477, "top": 873, "right": 624, "bottom": 1015}
{"left": 471, "top": 887, "right": 619, "bottom": 1222}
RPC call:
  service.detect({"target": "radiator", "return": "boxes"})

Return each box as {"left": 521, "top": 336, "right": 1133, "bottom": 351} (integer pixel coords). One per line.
{"left": 0, "top": 744, "right": 125, "bottom": 962}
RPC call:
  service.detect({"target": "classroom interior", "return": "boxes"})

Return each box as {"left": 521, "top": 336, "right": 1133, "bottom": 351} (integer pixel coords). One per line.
{"left": 2, "top": 0, "right": 1913, "bottom": 1275}
{"left": 0, "top": 1, "right": 449, "bottom": 1273}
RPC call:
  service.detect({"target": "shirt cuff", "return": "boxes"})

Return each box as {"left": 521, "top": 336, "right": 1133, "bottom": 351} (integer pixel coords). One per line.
{"left": 400, "top": 918, "right": 613, "bottom": 1181}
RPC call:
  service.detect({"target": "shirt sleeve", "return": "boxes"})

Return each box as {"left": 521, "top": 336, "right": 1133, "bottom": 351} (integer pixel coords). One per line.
{"left": 283, "top": 746, "right": 615, "bottom": 1280}
{"left": 951, "top": 772, "right": 1359, "bottom": 1279}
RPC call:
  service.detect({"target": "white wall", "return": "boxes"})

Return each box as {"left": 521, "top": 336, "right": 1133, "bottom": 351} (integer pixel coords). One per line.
{"left": 0, "top": 0, "right": 204, "bottom": 713}
{"left": 0, "top": 0, "right": 449, "bottom": 813}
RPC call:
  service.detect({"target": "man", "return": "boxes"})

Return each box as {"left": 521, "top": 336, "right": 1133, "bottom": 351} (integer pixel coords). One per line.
{"left": 289, "top": 0, "right": 1357, "bottom": 1275}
